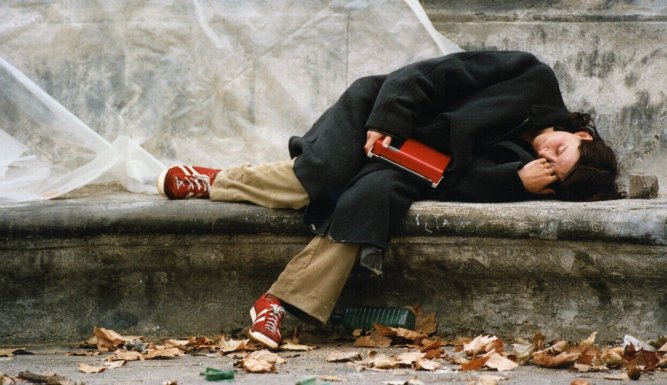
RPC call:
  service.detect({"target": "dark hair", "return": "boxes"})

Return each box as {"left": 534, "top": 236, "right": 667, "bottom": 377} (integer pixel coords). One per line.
{"left": 553, "top": 113, "right": 625, "bottom": 201}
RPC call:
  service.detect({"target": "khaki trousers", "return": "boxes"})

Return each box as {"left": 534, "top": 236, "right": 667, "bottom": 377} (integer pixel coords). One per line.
{"left": 210, "top": 160, "right": 360, "bottom": 323}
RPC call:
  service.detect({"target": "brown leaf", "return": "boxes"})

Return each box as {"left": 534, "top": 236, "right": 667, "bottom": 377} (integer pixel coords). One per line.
{"left": 532, "top": 350, "right": 580, "bottom": 368}
{"left": 423, "top": 347, "right": 444, "bottom": 360}
{"left": 220, "top": 338, "right": 250, "bottom": 353}
{"left": 547, "top": 341, "right": 569, "bottom": 354}
{"left": 104, "top": 360, "right": 126, "bottom": 369}
{"left": 463, "top": 335, "right": 498, "bottom": 356}
{"left": 247, "top": 349, "right": 286, "bottom": 364}
{"left": 18, "top": 370, "right": 78, "bottom": 385}
{"left": 394, "top": 351, "right": 425, "bottom": 366}
{"left": 108, "top": 349, "right": 144, "bottom": 361}
{"left": 472, "top": 375, "right": 506, "bottom": 385}
{"left": 354, "top": 332, "right": 391, "bottom": 348}
{"left": 368, "top": 353, "right": 397, "bottom": 369}
{"left": 93, "top": 326, "right": 139, "bottom": 352}
{"left": 77, "top": 363, "right": 106, "bottom": 374}
{"left": 570, "top": 380, "right": 591, "bottom": 385}
{"left": 415, "top": 358, "right": 441, "bottom": 371}
{"left": 320, "top": 375, "right": 343, "bottom": 382}
{"left": 484, "top": 353, "right": 518, "bottom": 371}
{"left": 243, "top": 357, "right": 275, "bottom": 373}
{"left": 511, "top": 343, "right": 535, "bottom": 364}
{"left": 603, "top": 373, "right": 630, "bottom": 381}
{"left": 1, "top": 373, "right": 19, "bottom": 385}
{"left": 533, "top": 333, "right": 546, "bottom": 351}
{"left": 65, "top": 350, "right": 100, "bottom": 357}
{"left": 393, "top": 327, "right": 427, "bottom": 342}
{"left": 577, "top": 332, "right": 597, "bottom": 354}
{"left": 601, "top": 347, "right": 625, "bottom": 367}
{"left": 326, "top": 351, "right": 362, "bottom": 362}
{"left": 461, "top": 356, "right": 489, "bottom": 371}
{"left": 144, "top": 347, "right": 183, "bottom": 359}
{"left": 279, "top": 343, "right": 316, "bottom": 351}
{"left": 659, "top": 342, "right": 667, "bottom": 352}
{"left": 163, "top": 339, "right": 189, "bottom": 351}
{"left": 408, "top": 305, "right": 437, "bottom": 335}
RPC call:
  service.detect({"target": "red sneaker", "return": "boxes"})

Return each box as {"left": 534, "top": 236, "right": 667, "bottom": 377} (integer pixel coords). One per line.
{"left": 249, "top": 293, "right": 285, "bottom": 349}
{"left": 157, "top": 165, "right": 221, "bottom": 199}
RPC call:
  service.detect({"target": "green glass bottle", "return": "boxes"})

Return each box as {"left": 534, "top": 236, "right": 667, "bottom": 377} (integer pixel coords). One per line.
{"left": 201, "top": 367, "right": 234, "bottom": 381}
{"left": 330, "top": 306, "right": 416, "bottom": 330}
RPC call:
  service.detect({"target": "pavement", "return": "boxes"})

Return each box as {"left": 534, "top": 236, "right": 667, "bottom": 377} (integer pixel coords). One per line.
{"left": 1, "top": 343, "right": 666, "bottom": 385}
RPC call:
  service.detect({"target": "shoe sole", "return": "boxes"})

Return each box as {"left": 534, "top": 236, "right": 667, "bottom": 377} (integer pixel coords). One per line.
{"left": 248, "top": 308, "right": 279, "bottom": 349}
{"left": 157, "top": 167, "right": 169, "bottom": 198}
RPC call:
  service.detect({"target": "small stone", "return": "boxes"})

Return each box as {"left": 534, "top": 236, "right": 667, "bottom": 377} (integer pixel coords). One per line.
{"left": 628, "top": 174, "right": 659, "bottom": 199}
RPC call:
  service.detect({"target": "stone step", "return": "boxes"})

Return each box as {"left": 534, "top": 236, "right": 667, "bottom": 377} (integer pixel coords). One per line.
{"left": 2, "top": 187, "right": 666, "bottom": 344}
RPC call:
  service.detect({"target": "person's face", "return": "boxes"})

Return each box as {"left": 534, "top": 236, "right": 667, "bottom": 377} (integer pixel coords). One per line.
{"left": 532, "top": 128, "right": 593, "bottom": 181}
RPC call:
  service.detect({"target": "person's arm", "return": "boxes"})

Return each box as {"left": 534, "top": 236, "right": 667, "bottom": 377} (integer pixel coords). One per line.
{"left": 447, "top": 157, "right": 556, "bottom": 202}
{"left": 364, "top": 51, "right": 544, "bottom": 139}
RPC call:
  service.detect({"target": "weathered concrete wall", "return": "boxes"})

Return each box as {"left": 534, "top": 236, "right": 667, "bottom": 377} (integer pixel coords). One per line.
{"left": 423, "top": 0, "right": 667, "bottom": 193}
{"left": 2, "top": 191, "right": 666, "bottom": 344}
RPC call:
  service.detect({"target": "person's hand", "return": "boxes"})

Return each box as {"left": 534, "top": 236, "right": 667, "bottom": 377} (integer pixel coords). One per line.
{"left": 518, "top": 158, "right": 558, "bottom": 195}
{"left": 364, "top": 130, "right": 392, "bottom": 154}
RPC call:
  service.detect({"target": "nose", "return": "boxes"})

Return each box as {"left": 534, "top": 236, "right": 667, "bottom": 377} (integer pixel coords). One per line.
{"left": 538, "top": 149, "right": 554, "bottom": 161}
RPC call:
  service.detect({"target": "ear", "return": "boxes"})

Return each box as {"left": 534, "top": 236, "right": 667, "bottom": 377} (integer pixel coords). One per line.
{"left": 575, "top": 131, "right": 594, "bottom": 141}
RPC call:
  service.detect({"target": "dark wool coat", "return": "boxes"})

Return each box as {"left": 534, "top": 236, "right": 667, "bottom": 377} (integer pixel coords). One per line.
{"left": 288, "top": 51, "right": 573, "bottom": 249}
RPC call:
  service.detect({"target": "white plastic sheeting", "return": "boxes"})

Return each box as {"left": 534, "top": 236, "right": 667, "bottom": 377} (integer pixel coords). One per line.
{"left": 0, "top": 0, "right": 460, "bottom": 201}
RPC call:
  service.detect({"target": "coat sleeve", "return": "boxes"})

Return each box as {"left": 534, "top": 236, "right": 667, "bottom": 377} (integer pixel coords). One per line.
{"left": 444, "top": 158, "right": 536, "bottom": 202}
{"left": 364, "top": 51, "right": 544, "bottom": 138}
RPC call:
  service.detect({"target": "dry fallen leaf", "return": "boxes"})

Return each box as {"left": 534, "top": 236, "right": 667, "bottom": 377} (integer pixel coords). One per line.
{"left": 471, "top": 375, "right": 506, "bottom": 385}
{"left": 484, "top": 352, "right": 518, "bottom": 371}
{"left": 104, "top": 360, "right": 126, "bottom": 369}
{"left": 394, "top": 352, "right": 425, "bottom": 366}
{"left": 220, "top": 338, "right": 250, "bottom": 353}
{"left": 18, "top": 370, "right": 79, "bottom": 385}
{"left": 393, "top": 328, "right": 428, "bottom": 342}
{"left": 603, "top": 373, "right": 630, "bottom": 381}
{"left": 409, "top": 305, "right": 437, "bottom": 335}
{"left": 354, "top": 332, "right": 392, "bottom": 348}
{"left": 570, "top": 380, "right": 591, "bottom": 385}
{"left": 245, "top": 349, "right": 286, "bottom": 365}
{"left": 326, "top": 351, "right": 362, "bottom": 362}
{"left": 65, "top": 350, "right": 100, "bottom": 357}
{"left": 532, "top": 350, "right": 580, "bottom": 368}
{"left": 77, "top": 363, "right": 106, "bottom": 374}
{"left": 93, "top": 326, "right": 140, "bottom": 352}
{"left": 243, "top": 357, "right": 275, "bottom": 373}
{"left": 280, "top": 343, "right": 316, "bottom": 351}
{"left": 108, "top": 349, "right": 144, "bottom": 361}
{"left": 369, "top": 353, "right": 397, "bottom": 369}
{"left": 320, "top": 375, "right": 343, "bottom": 382}
{"left": 144, "top": 347, "right": 183, "bottom": 359}
{"left": 461, "top": 356, "right": 490, "bottom": 371}
{"left": 464, "top": 336, "right": 499, "bottom": 356}
{"left": 601, "top": 347, "right": 624, "bottom": 367}
{"left": 547, "top": 340, "right": 569, "bottom": 354}
{"left": 511, "top": 343, "right": 534, "bottom": 364}
{"left": 163, "top": 339, "right": 189, "bottom": 351}
{"left": 415, "top": 358, "right": 441, "bottom": 371}
{"left": 577, "top": 332, "right": 597, "bottom": 354}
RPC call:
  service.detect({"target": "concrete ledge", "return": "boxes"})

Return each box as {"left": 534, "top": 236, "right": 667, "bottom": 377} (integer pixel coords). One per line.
{"left": 2, "top": 187, "right": 667, "bottom": 344}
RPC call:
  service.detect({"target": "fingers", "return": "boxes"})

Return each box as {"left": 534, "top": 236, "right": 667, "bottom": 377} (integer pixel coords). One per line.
{"left": 364, "top": 130, "right": 385, "bottom": 154}
{"left": 382, "top": 135, "right": 392, "bottom": 148}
